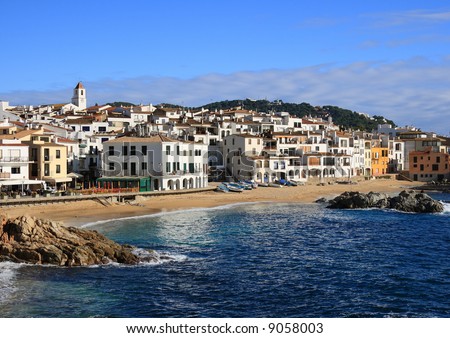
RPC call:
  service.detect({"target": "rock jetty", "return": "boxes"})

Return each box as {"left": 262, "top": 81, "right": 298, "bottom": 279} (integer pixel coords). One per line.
{"left": 0, "top": 213, "right": 152, "bottom": 266}
{"left": 327, "top": 190, "right": 444, "bottom": 213}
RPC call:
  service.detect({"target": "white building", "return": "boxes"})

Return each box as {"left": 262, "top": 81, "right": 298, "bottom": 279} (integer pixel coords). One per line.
{"left": 102, "top": 135, "right": 208, "bottom": 191}
{"left": 0, "top": 139, "right": 30, "bottom": 181}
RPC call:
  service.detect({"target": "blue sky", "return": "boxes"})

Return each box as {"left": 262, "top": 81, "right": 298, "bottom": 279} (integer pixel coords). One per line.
{"left": 1, "top": 0, "right": 450, "bottom": 135}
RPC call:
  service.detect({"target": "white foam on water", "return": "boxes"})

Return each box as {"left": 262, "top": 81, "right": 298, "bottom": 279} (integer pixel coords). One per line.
{"left": 80, "top": 201, "right": 261, "bottom": 228}
{"left": 132, "top": 248, "right": 188, "bottom": 266}
{"left": 83, "top": 248, "right": 189, "bottom": 269}
{"left": 441, "top": 202, "right": 450, "bottom": 214}
{"left": 0, "top": 261, "right": 22, "bottom": 303}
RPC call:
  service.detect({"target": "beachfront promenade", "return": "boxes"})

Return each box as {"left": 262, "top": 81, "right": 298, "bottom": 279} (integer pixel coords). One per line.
{"left": 0, "top": 186, "right": 218, "bottom": 207}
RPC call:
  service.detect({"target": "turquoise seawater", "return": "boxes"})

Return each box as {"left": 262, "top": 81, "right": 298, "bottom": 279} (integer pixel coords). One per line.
{"left": 0, "top": 193, "right": 449, "bottom": 317}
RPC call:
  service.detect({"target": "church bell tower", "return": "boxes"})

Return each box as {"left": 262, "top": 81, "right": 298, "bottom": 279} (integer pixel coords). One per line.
{"left": 71, "top": 82, "right": 87, "bottom": 110}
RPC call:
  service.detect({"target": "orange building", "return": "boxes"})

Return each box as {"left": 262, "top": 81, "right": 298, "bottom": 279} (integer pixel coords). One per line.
{"left": 371, "top": 147, "right": 389, "bottom": 176}
{"left": 409, "top": 149, "right": 450, "bottom": 182}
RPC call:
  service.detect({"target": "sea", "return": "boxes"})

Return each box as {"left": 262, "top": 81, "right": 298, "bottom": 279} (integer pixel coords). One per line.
{"left": 1, "top": 192, "right": 449, "bottom": 318}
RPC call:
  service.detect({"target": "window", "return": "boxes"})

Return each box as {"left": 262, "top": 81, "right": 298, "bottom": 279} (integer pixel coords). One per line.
{"left": 109, "top": 162, "right": 115, "bottom": 170}
{"left": 166, "top": 162, "right": 171, "bottom": 173}
{"left": 44, "top": 163, "right": 50, "bottom": 176}
{"left": 141, "top": 145, "right": 147, "bottom": 155}
{"left": 436, "top": 157, "right": 441, "bottom": 163}
{"left": 432, "top": 164, "right": 439, "bottom": 171}
{"left": 131, "top": 162, "right": 136, "bottom": 175}
{"left": 56, "top": 165, "right": 61, "bottom": 174}
{"left": 166, "top": 146, "right": 171, "bottom": 155}
{"left": 11, "top": 167, "right": 20, "bottom": 174}
{"left": 130, "top": 146, "right": 136, "bottom": 156}
{"left": 44, "top": 148, "right": 50, "bottom": 161}
{"left": 248, "top": 139, "right": 251, "bottom": 145}
{"left": 82, "top": 126, "right": 90, "bottom": 132}
{"left": 413, "top": 156, "right": 417, "bottom": 163}
{"left": 109, "top": 146, "right": 114, "bottom": 156}
{"left": 176, "top": 146, "right": 180, "bottom": 156}
{"left": 56, "top": 150, "right": 61, "bottom": 159}
{"left": 122, "top": 145, "right": 128, "bottom": 156}
{"left": 142, "top": 162, "right": 147, "bottom": 170}
{"left": 98, "top": 126, "right": 107, "bottom": 132}
{"left": 31, "top": 163, "right": 38, "bottom": 177}
{"left": 420, "top": 164, "right": 424, "bottom": 171}
{"left": 123, "top": 162, "right": 128, "bottom": 170}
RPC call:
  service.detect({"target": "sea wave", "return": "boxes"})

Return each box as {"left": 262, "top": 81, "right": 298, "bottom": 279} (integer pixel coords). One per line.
{"left": 441, "top": 202, "right": 450, "bottom": 214}
{"left": 132, "top": 248, "right": 188, "bottom": 266}
{"left": 0, "top": 261, "right": 23, "bottom": 303}
{"left": 80, "top": 201, "right": 262, "bottom": 228}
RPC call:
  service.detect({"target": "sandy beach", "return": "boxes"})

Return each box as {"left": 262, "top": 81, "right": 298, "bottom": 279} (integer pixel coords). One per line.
{"left": 0, "top": 178, "right": 419, "bottom": 227}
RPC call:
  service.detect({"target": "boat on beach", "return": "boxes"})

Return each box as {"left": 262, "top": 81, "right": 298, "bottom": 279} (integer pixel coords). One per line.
{"left": 268, "top": 182, "right": 284, "bottom": 188}
{"left": 216, "top": 184, "right": 230, "bottom": 193}
{"left": 225, "top": 183, "right": 244, "bottom": 192}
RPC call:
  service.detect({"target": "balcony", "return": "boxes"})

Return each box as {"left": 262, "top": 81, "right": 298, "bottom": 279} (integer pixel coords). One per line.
{"left": 0, "top": 172, "right": 11, "bottom": 178}
{"left": 0, "top": 157, "right": 31, "bottom": 163}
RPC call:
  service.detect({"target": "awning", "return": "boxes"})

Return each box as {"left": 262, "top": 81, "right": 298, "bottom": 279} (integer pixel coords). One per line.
{"left": 44, "top": 177, "right": 73, "bottom": 183}
{"left": 67, "top": 172, "right": 84, "bottom": 179}
{"left": 0, "top": 179, "right": 46, "bottom": 186}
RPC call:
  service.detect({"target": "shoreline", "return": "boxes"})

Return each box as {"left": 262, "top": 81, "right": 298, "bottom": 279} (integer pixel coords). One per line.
{"left": 1, "top": 179, "right": 420, "bottom": 228}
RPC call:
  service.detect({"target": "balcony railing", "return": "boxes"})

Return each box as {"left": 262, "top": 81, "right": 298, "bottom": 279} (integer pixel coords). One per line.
{"left": 0, "top": 157, "right": 31, "bottom": 163}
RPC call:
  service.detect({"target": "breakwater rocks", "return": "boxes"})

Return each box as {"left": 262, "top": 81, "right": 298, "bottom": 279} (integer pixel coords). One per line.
{"left": 327, "top": 190, "right": 444, "bottom": 213}
{"left": 0, "top": 213, "right": 153, "bottom": 266}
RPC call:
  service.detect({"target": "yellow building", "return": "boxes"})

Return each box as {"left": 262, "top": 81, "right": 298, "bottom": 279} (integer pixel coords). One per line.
{"left": 371, "top": 146, "right": 389, "bottom": 176}
{"left": 28, "top": 140, "right": 71, "bottom": 190}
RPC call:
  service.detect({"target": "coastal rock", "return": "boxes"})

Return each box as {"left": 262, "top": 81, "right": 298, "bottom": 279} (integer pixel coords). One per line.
{"left": 315, "top": 197, "right": 328, "bottom": 203}
{"left": 0, "top": 213, "right": 143, "bottom": 266}
{"left": 389, "top": 191, "right": 444, "bottom": 213}
{"left": 327, "top": 190, "right": 443, "bottom": 213}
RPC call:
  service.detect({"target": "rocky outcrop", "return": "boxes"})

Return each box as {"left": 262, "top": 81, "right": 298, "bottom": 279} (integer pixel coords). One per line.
{"left": 327, "top": 190, "right": 443, "bottom": 213}
{"left": 0, "top": 213, "right": 154, "bottom": 266}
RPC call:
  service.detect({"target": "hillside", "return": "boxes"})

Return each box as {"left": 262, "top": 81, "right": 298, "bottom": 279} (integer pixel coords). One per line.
{"left": 196, "top": 99, "right": 396, "bottom": 131}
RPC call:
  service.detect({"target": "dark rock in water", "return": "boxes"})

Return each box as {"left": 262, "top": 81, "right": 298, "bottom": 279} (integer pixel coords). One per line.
{"left": 327, "top": 190, "right": 443, "bottom": 213}
{"left": 389, "top": 190, "right": 444, "bottom": 213}
{"left": 0, "top": 213, "right": 145, "bottom": 266}
{"left": 315, "top": 197, "right": 328, "bottom": 203}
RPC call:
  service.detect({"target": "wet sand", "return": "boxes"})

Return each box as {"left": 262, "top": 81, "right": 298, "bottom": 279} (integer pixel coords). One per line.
{"left": 2, "top": 179, "right": 418, "bottom": 227}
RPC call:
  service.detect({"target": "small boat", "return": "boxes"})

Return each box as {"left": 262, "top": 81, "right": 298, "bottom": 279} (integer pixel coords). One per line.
{"left": 225, "top": 183, "right": 244, "bottom": 192}
{"left": 268, "top": 182, "right": 284, "bottom": 188}
{"left": 288, "top": 180, "right": 298, "bottom": 186}
{"left": 216, "top": 184, "right": 230, "bottom": 193}
{"left": 256, "top": 181, "right": 269, "bottom": 187}
{"left": 244, "top": 180, "right": 258, "bottom": 189}
{"left": 239, "top": 181, "right": 253, "bottom": 190}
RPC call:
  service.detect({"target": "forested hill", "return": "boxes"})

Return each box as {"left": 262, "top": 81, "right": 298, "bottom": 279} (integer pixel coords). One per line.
{"left": 197, "top": 99, "right": 396, "bottom": 131}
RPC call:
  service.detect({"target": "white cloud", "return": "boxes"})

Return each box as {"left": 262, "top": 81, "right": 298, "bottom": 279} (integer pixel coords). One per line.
{"left": 368, "top": 9, "right": 450, "bottom": 27}
{"left": 2, "top": 58, "right": 450, "bottom": 135}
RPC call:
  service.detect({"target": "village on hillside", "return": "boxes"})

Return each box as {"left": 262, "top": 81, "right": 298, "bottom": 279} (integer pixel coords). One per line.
{"left": 0, "top": 82, "right": 449, "bottom": 197}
